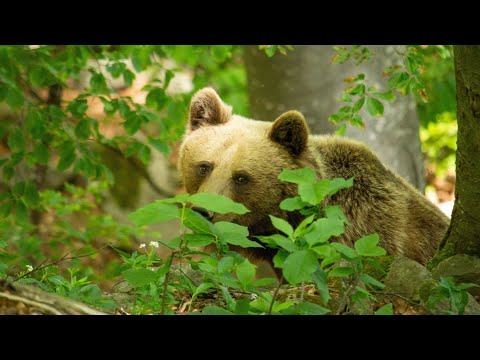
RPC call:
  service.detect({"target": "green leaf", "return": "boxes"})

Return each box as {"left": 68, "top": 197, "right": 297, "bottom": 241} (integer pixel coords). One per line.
{"left": 146, "top": 88, "right": 167, "bottom": 111}
{"left": 23, "top": 181, "right": 40, "bottom": 208}
{"left": 122, "top": 268, "right": 158, "bottom": 287}
{"left": 183, "top": 207, "right": 213, "bottom": 234}
{"left": 327, "top": 177, "right": 354, "bottom": 195}
{"left": 324, "top": 205, "right": 350, "bottom": 224}
{"left": 2, "top": 165, "right": 14, "bottom": 181}
{"left": 374, "top": 90, "right": 396, "bottom": 102}
{"left": 290, "top": 301, "right": 330, "bottom": 315}
{"left": 128, "top": 201, "right": 179, "bottom": 226}
{"left": 331, "top": 242, "right": 358, "bottom": 259}
{"left": 214, "top": 221, "right": 263, "bottom": 248}
{"left": 32, "top": 143, "right": 49, "bottom": 165}
{"left": 234, "top": 298, "right": 251, "bottom": 315}
{"left": 8, "top": 128, "right": 25, "bottom": 153}
{"left": 123, "top": 69, "right": 135, "bottom": 87}
{"left": 279, "top": 196, "right": 309, "bottom": 211}
{"left": 273, "top": 250, "right": 289, "bottom": 269}
{"left": 25, "top": 110, "right": 46, "bottom": 140}
{"left": 353, "top": 97, "right": 365, "bottom": 112}
{"left": 68, "top": 99, "right": 88, "bottom": 117}
{"left": 256, "top": 234, "right": 298, "bottom": 253}
{"left": 123, "top": 111, "right": 141, "bottom": 135}
{"left": 218, "top": 256, "right": 235, "bottom": 273}
{"left": 359, "top": 273, "right": 385, "bottom": 289}
{"left": 354, "top": 234, "right": 386, "bottom": 257}
{"left": 14, "top": 200, "right": 29, "bottom": 224}
{"left": 236, "top": 259, "right": 256, "bottom": 286}
{"left": 374, "top": 303, "right": 393, "bottom": 315}
{"left": 348, "top": 84, "right": 365, "bottom": 96}
{"left": 304, "top": 218, "right": 344, "bottom": 246}
{"left": 148, "top": 136, "right": 171, "bottom": 156}
{"left": 183, "top": 233, "right": 215, "bottom": 247}
{"left": 75, "top": 118, "right": 91, "bottom": 140}
{"left": 311, "top": 268, "right": 330, "bottom": 304}
{"left": 188, "top": 193, "right": 249, "bottom": 215}
{"left": 202, "top": 306, "right": 233, "bottom": 315}
{"left": 192, "top": 282, "right": 215, "bottom": 298}
{"left": 298, "top": 182, "right": 329, "bottom": 205}
{"left": 335, "top": 123, "right": 347, "bottom": 135}
{"left": 328, "top": 267, "right": 354, "bottom": 277}
{"left": 57, "top": 143, "right": 76, "bottom": 171}
{"left": 90, "top": 72, "right": 109, "bottom": 94}
{"left": 6, "top": 88, "right": 24, "bottom": 109}
{"left": 269, "top": 215, "right": 294, "bottom": 238}
{"left": 278, "top": 168, "right": 317, "bottom": 184}
{"left": 12, "top": 181, "right": 26, "bottom": 197}
{"left": 366, "top": 97, "right": 384, "bottom": 117}
{"left": 293, "top": 214, "right": 316, "bottom": 239}
{"left": 282, "top": 250, "right": 319, "bottom": 285}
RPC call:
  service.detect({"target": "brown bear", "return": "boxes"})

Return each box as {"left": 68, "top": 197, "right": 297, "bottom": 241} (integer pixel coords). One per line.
{"left": 178, "top": 87, "right": 450, "bottom": 270}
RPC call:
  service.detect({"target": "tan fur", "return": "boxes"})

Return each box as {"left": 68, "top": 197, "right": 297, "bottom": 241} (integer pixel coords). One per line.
{"left": 178, "top": 88, "right": 450, "bottom": 268}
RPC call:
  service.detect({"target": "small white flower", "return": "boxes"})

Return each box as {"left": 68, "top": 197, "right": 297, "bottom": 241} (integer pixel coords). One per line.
{"left": 26, "top": 265, "right": 34, "bottom": 272}
{"left": 149, "top": 241, "right": 159, "bottom": 248}
{"left": 250, "top": 293, "right": 259, "bottom": 300}
{"left": 139, "top": 243, "right": 146, "bottom": 249}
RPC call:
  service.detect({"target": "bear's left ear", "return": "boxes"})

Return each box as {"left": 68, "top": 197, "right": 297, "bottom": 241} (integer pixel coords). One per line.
{"left": 269, "top": 111, "right": 309, "bottom": 156}
{"left": 188, "top": 87, "right": 232, "bottom": 132}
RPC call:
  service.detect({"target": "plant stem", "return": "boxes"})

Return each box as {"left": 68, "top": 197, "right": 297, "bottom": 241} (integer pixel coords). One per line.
{"left": 268, "top": 276, "right": 284, "bottom": 315}
{"left": 160, "top": 253, "right": 175, "bottom": 315}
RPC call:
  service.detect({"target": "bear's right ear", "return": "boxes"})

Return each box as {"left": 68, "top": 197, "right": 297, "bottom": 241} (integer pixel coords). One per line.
{"left": 269, "top": 111, "right": 309, "bottom": 156}
{"left": 188, "top": 87, "right": 232, "bottom": 132}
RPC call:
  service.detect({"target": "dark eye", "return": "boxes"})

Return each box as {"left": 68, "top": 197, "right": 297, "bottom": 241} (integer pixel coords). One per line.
{"left": 197, "top": 163, "right": 212, "bottom": 176}
{"left": 233, "top": 173, "right": 250, "bottom": 185}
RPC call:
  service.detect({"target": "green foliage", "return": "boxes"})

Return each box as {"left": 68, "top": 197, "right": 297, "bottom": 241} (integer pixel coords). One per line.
{"left": 420, "top": 111, "right": 457, "bottom": 177}
{"left": 426, "top": 276, "right": 478, "bottom": 315}
{"left": 258, "top": 45, "right": 294, "bottom": 58}
{"left": 329, "top": 45, "right": 456, "bottom": 137}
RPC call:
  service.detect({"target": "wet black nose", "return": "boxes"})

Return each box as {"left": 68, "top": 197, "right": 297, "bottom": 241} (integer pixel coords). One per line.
{"left": 192, "top": 206, "right": 214, "bottom": 220}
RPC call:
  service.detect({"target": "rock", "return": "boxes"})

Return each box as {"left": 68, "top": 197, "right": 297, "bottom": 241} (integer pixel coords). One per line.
{"left": 432, "top": 254, "right": 480, "bottom": 295}
{"left": 170, "top": 263, "right": 204, "bottom": 286}
{"left": 383, "top": 256, "right": 432, "bottom": 301}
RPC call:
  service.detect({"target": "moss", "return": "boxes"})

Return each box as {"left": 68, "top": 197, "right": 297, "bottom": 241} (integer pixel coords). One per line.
{"left": 427, "top": 241, "right": 456, "bottom": 271}
{"left": 418, "top": 279, "right": 438, "bottom": 304}
{"left": 363, "top": 255, "right": 396, "bottom": 282}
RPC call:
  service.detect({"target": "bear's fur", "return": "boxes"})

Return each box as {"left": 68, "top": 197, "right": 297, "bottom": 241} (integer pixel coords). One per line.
{"left": 178, "top": 87, "right": 450, "bottom": 269}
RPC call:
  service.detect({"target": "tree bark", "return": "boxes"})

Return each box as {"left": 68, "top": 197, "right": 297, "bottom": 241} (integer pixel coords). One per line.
{"left": 440, "top": 46, "right": 480, "bottom": 255}
{"left": 244, "top": 45, "right": 425, "bottom": 191}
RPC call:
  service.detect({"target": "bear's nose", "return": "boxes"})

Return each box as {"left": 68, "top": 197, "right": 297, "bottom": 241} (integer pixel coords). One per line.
{"left": 191, "top": 206, "right": 214, "bottom": 220}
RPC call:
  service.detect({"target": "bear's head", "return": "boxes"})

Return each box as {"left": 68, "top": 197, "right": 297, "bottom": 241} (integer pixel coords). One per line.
{"left": 178, "top": 87, "right": 318, "bottom": 235}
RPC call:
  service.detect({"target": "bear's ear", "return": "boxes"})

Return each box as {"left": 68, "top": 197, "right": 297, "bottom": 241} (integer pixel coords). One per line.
{"left": 269, "top": 111, "right": 309, "bottom": 156}
{"left": 188, "top": 87, "right": 232, "bottom": 132}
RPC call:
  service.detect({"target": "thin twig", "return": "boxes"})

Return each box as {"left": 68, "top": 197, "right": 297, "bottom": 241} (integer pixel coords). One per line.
{"left": 13, "top": 244, "right": 111, "bottom": 282}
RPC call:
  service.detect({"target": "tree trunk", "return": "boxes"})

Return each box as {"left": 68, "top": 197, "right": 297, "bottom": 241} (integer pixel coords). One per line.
{"left": 244, "top": 45, "right": 425, "bottom": 191}
{"left": 439, "top": 46, "right": 480, "bottom": 256}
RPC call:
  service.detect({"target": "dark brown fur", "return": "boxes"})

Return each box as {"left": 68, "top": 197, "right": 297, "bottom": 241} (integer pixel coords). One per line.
{"left": 178, "top": 88, "right": 450, "bottom": 271}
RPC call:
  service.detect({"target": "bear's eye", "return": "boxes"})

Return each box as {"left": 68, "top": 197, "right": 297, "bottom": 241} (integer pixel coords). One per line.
{"left": 233, "top": 173, "right": 250, "bottom": 185}
{"left": 197, "top": 162, "right": 212, "bottom": 176}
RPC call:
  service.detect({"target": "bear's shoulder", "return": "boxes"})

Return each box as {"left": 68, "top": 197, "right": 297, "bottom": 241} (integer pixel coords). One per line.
{"left": 308, "top": 134, "right": 392, "bottom": 181}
